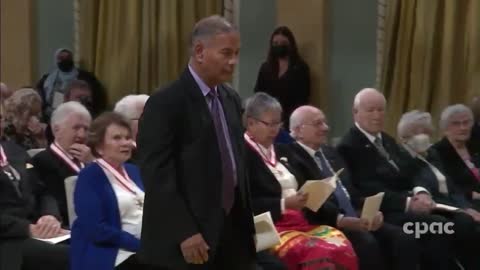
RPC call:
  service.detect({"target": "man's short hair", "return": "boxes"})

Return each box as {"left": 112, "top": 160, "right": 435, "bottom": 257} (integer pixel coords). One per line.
{"left": 189, "top": 15, "right": 237, "bottom": 54}
{"left": 51, "top": 101, "right": 91, "bottom": 127}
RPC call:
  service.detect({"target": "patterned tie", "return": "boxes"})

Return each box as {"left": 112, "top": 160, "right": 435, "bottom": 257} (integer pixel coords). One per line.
{"left": 314, "top": 151, "right": 357, "bottom": 217}
{"left": 208, "top": 89, "right": 235, "bottom": 213}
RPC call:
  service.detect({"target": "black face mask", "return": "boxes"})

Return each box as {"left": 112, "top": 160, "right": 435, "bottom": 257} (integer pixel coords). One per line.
{"left": 271, "top": 45, "right": 290, "bottom": 58}
{"left": 57, "top": 59, "right": 74, "bottom": 72}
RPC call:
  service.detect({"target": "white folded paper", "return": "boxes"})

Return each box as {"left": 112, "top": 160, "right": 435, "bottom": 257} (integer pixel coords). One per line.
{"left": 34, "top": 233, "right": 70, "bottom": 244}
{"left": 299, "top": 169, "right": 343, "bottom": 212}
{"left": 254, "top": 212, "right": 281, "bottom": 252}
{"left": 361, "top": 192, "right": 385, "bottom": 229}
{"left": 435, "top": 203, "right": 459, "bottom": 212}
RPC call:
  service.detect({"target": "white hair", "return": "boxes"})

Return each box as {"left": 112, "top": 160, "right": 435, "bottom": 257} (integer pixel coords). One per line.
{"left": 439, "top": 104, "right": 474, "bottom": 130}
{"left": 353, "top": 88, "right": 385, "bottom": 109}
{"left": 114, "top": 94, "right": 149, "bottom": 120}
{"left": 243, "top": 92, "right": 282, "bottom": 126}
{"left": 51, "top": 101, "right": 91, "bottom": 126}
{"left": 289, "top": 105, "right": 318, "bottom": 139}
{"left": 397, "top": 110, "right": 432, "bottom": 139}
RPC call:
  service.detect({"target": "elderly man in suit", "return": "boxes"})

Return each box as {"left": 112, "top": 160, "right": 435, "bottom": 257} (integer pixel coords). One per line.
{"left": 137, "top": 15, "right": 256, "bottom": 270}
{"left": 337, "top": 88, "right": 480, "bottom": 270}
{"left": 0, "top": 140, "right": 68, "bottom": 270}
{"left": 279, "top": 105, "right": 418, "bottom": 270}
{"left": 31, "top": 101, "right": 92, "bottom": 226}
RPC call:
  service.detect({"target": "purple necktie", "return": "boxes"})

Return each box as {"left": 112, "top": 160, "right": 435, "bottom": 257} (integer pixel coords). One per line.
{"left": 208, "top": 89, "right": 235, "bottom": 213}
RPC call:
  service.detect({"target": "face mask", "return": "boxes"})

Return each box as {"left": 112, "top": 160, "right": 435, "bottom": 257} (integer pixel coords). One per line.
{"left": 271, "top": 45, "right": 290, "bottom": 58}
{"left": 57, "top": 59, "right": 74, "bottom": 72}
{"left": 406, "top": 134, "right": 431, "bottom": 153}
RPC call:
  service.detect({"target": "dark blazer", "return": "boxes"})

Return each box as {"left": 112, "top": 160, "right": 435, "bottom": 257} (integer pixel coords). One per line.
{"left": 409, "top": 148, "right": 472, "bottom": 209}
{"left": 247, "top": 143, "right": 339, "bottom": 226}
{"left": 31, "top": 147, "right": 78, "bottom": 226}
{"left": 430, "top": 137, "right": 480, "bottom": 201}
{"left": 0, "top": 140, "right": 60, "bottom": 239}
{"left": 278, "top": 143, "right": 364, "bottom": 214}
{"left": 337, "top": 126, "right": 422, "bottom": 213}
{"left": 471, "top": 123, "right": 480, "bottom": 141}
{"left": 136, "top": 69, "right": 255, "bottom": 268}
{"left": 0, "top": 141, "right": 60, "bottom": 269}
{"left": 70, "top": 162, "right": 142, "bottom": 270}
{"left": 254, "top": 61, "right": 310, "bottom": 126}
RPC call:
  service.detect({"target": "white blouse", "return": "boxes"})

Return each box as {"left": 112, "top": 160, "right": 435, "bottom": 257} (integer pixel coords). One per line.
{"left": 101, "top": 166, "right": 144, "bottom": 266}
{"left": 257, "top": 144, "right": 298, "bottom": 212}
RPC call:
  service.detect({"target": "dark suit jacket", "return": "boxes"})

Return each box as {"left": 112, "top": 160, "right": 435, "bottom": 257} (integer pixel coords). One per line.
{"left": 430, "top": 137, "right": 480, "bottom": 201}
{"left": 277, "top": 143, "right": 364, "bottom": 221}
{"left": 30, "top": 148, "right": 78, "bottom": 225}
{"left": 246, "top": 142, "right": 342, "bottom": 227}
{"left": 337, "top": 127, "right": 422, "bottom": 213}
{"left": 0, "top": 141, "right": 60, "bottom": 239}
{"left": 137, "top": 69, "right": 255, "bottom": 268}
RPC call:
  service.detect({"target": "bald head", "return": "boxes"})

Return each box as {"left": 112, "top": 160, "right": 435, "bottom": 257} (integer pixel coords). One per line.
{"left": 353, "top": 88, "right": 386, "bottom": 134}
{"left": 290, "top": 105, "right": 329, "bottom": 149}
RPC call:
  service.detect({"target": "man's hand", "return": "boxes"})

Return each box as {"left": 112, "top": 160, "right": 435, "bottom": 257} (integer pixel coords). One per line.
{"left": 472, "top": 191, "right": 480, "bottom": 200}
{"left": 370, "top": 211, "right": 383, "bottom": 231}
{"left": 409, "top": 194, "right": 435, "bottom": 214}
{"left": 180, "top": 233, "right": 210, "bottom": 264}
{"left": 337, "top": 217, "right": 370, "bottom": 232}
{"left": 69, "top": 143, "right": 94, "bottom": 163}
{"left": 285, "top": 193, "right": 308, "bottom": 210}
{"left": 31, "top": 215, "right": 62, "bottom": 239}
{"left": 464, "top": 208, "right": 480, "bottom": 223}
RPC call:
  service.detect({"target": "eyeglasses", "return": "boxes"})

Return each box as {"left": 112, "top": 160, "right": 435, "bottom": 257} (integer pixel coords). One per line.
{"left": 253, "top": 118, "right": 283, "bottom": 129}
{"left": 302, "top": 121, "right": 328, "bottom": 128}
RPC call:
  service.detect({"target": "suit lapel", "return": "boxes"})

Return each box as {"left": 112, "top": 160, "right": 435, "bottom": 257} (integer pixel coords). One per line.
{"left": 292, "top": 142, "right": 322, "bottom": 180}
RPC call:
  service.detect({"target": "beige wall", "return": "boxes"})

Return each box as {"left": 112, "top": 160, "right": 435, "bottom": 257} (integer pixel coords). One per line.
{"left": 276, "top": 0, "right": 329, "bottom": 110}
{"left": 0, "top": 0, "right": 35, "bottom": 90}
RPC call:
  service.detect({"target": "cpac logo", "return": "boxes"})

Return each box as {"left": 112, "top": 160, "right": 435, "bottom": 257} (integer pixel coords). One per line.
{"left": 403, "top": 222, "right": 455, "bottom": 239}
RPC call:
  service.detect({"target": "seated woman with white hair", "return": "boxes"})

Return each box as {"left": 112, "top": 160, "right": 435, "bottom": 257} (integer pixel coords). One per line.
{"left": 114, "top": 95, "right": 149, "bottom": 148}
{"left": 429, "top": 104, "right": 480, "bottom": 211}
{"left": 397, "top": 110, "right": 480, "bottom": 221}
{"left": 244, "top": 92, "right": 358, "bottom": 270}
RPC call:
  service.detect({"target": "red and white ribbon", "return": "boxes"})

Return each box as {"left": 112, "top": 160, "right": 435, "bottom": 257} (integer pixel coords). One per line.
{"left": 96, "top": 158, "right": 138, "bottom": 195}
{"left": 0, "top": 145, "right": 8, "bottom": 167}
{"left": 50, "top": 142, "right": 84, "bottom": 173}
{"left": 244, "top": 133, "right": 277, "bottom": 166}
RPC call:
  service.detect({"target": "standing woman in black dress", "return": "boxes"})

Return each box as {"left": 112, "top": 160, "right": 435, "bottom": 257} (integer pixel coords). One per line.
{"left": 255, "top": 26, "right": 310, "bottom": 130}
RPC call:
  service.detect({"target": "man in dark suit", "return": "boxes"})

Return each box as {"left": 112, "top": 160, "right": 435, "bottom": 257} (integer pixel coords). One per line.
{"left": 279, "top": 105, "right": 418, "bottom": 270}
{"left": 137, "top": 15, "right": 256, "bottom": 270}
{"left": 337, "top": 88, "right": 479, "bottom": 270}
{"left": 31, "top": 101, "right": 92, "bottom": 226}
{"left": 0, "top": 140, "right": 68, "bottom": 270}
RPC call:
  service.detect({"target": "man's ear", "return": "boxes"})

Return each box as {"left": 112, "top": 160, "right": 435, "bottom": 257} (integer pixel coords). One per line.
{"left": 52, "top": 124, "right": 60, "bottom": 136}
{"left": 193, "top": 41, "right": 205, "bottom": 63}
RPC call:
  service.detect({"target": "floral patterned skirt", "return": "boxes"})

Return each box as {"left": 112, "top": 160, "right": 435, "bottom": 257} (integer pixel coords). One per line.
{"left": 272, "top": 210, "right": 358, "bottom": 270}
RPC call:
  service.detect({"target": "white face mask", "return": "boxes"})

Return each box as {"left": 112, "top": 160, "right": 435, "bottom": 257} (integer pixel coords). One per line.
{"left": 406, "top": 134, "right": 432, "bottom": 153}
